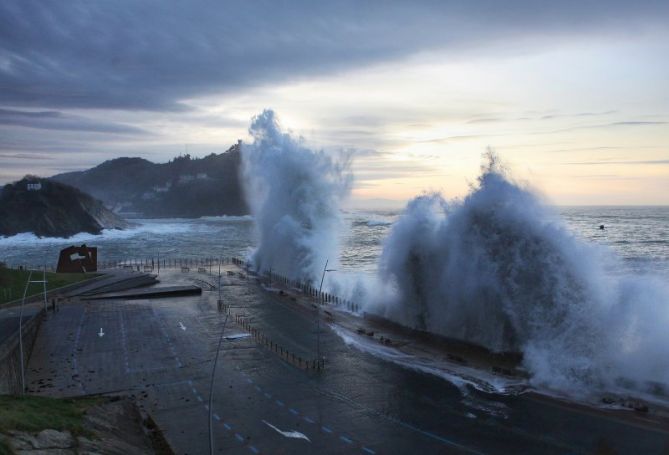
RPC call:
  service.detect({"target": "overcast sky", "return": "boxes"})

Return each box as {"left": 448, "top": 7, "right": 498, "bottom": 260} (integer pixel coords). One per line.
{"left": 1, "top": 0, "right": 668, "bottom": 205}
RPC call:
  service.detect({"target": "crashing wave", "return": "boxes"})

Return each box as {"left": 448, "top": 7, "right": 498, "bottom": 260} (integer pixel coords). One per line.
{"left": 376, "top": 153, "right": 669, "bottom": 397}
{"left": 240, "top": 110, "right": 352, "bottom": 282}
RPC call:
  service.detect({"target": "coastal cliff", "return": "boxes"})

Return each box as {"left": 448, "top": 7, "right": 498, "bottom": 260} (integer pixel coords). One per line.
{"left": 52, "top": 142, "right": 247, "bottom": 218}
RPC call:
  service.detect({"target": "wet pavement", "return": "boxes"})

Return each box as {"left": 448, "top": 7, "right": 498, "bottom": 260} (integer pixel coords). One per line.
{"left": 0, "top": 305, "right": 41, "bottom": 345}
{"left": 24, "top": 266, "right": 669, "bottom": 454}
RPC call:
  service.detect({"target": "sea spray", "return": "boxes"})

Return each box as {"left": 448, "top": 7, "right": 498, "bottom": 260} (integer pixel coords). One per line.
{"left": 376, "top": 154, "right": 669, "bottom": 396}
{"left": 241, "top": 110, "right": 352, "bottom": 282}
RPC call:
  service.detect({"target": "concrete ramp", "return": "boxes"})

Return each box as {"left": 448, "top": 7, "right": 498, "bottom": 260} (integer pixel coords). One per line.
{"left": 66, "top": 271, "right": 159, "bottom": 297}
{"left": 82, "top": 285, "right": 202, "bottom": 300}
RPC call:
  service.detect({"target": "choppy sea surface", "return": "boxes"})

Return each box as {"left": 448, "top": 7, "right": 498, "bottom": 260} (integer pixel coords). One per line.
{"left": 1, "top": 207, "right": 668, "bottom": 280}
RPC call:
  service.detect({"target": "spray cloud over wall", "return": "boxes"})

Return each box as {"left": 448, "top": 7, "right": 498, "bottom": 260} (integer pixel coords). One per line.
{"left": 377, "top": 153, "right": 669, "bottom": 395}
{"left": 241, "top": 110, "right": 352, "bottom": 282}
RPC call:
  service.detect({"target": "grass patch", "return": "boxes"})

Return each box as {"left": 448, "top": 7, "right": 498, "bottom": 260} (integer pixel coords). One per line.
{"left": 0, "top": 437, "right": 11, "bottom": 455}
{"left": 0, "top": 395, "right": 103, "bottom": 436}
{"left": 0, "top": 266, "right": 95, "bottom": 306}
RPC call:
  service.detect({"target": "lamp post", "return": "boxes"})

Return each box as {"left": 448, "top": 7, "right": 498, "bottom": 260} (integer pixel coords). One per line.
{"left": 209, "top": 257, "right": 227, "bottom": 455}
{"left": 316, "top": 259, "right": 336, "bottom": 363}
{"left": 217, "top": 257, "right": 223, "bottom": 311}
{"left": 41, "top": 265, "right": 47, "bottom": 312}
{"left": 18, "top": 270, "right": 33, "bottom": 395}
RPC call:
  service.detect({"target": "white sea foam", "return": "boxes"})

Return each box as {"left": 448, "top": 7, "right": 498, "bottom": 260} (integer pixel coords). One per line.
{"left": 0, "top": 220, "right": 195, "bottom": 245}
{"left": 331, "top": 324, "right": 526, "bottom": 395}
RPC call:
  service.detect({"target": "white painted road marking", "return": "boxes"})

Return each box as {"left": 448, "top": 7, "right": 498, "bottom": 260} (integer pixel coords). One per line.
{"left": 98, "top": 327, "right": 105, "bottom": 338}
{"left": 340, "top": 435, "right": 353, "bottom": 444}
{"left": 178, "top": 322, "right": 186, "bottom": 331}
{"left": 262, "top": 420, "right": 311, "bottom": 442}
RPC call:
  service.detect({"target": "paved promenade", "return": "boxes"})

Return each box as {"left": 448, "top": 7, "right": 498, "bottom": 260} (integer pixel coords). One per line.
{"left": 23, "top": 266, "right": 669, "bottom": 454}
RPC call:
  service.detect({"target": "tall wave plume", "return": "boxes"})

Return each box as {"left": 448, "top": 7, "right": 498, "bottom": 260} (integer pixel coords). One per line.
{"left": 377, "top": 153, "right": 669, "bottom": 396}
{"left": 241, "top": 110, "right": 352, "bottom": 282}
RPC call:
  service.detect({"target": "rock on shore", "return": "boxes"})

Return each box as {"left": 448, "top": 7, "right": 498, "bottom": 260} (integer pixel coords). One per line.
{"left": 0, "top": 176, "right": 128, "bottom": 238}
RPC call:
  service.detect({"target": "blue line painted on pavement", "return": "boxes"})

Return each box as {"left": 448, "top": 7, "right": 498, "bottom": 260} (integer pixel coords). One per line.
{"left": 392, "top": 418, "right": 483, "bottom": 454}
{"left": 188, "top": 379, "right": 265, "bottom": 454}
{"left": 231, "top": 361, "right": 390, "bottom": 453}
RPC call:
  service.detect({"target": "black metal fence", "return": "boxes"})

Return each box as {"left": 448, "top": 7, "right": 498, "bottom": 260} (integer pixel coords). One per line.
{"left": 235, "top": 314, "right": 324, "bottom": 371}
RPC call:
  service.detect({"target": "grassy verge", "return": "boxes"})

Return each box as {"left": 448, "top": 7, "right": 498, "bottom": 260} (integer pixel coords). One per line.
{"left": 0, "top": 438, "right": 10, "bottom": 455}
{"left": 0, "top": 266, "right": 95, "bottom": 306}
{"left": 0, "top": 395, "right": 103, "bottom": 436}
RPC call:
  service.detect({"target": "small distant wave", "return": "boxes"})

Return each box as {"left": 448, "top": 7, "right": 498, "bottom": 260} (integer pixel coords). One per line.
{"left": 366, "top": 219, "right": 393, "bottom": 227}
{"left": 198, "top": 214, "right": 253, "bottom": 222}
{"left": 352, "top": 219, "right": 393, "bottom": 227}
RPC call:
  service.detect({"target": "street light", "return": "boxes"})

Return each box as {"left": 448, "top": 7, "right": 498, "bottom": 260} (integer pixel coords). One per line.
{"left": 18, "top": 270, "right": 33, "bottom": 395}
{"left": 316, "top": 259, "right": 336, "bottom": 364}
{"left": 209, "top": 290, "right": 230, "bottom": 455}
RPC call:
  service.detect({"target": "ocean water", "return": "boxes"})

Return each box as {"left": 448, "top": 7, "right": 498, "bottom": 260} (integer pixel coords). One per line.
{"left": 2, "top": 205, "right": 669, "bottom": 400}
{"left": 1, "top": 207, "right": 667, "bottom": 279}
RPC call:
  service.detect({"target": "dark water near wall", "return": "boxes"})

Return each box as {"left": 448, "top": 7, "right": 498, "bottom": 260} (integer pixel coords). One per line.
{"left": 1, "top": 207, "right": 668, "bottom": 279}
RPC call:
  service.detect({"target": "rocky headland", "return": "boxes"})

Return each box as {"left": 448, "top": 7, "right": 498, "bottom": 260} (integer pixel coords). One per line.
{"left": 0, "top": 176, "right": 128, "bottom": 238}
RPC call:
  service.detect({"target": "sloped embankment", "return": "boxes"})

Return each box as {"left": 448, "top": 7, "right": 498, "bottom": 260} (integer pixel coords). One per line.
{"left": 0, "top": 395, "right": 172, "bottom": 454}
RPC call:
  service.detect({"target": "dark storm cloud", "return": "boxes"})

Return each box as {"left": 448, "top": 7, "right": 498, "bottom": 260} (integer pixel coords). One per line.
{"left": 1, "top": 0, "right": 667, "bottom": 111}
{"left": 0, "top": 108, "right": 148, "bottom": 134}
